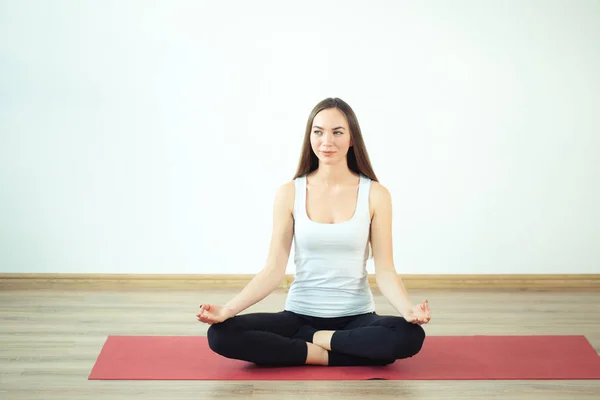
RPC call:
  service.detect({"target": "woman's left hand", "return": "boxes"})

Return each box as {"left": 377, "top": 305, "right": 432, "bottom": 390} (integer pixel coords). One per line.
{"left": 404, "top": 300, "right": 431, "bottom": 325}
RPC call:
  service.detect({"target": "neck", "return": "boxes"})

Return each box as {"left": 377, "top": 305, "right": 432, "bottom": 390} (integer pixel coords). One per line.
{"left": 310, "top": 163, "right": 356, "bottom": 186}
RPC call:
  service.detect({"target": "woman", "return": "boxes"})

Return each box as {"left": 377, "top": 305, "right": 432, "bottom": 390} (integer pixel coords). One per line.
{"left": 197, "top": 97, "right": 431, "bottom": 367}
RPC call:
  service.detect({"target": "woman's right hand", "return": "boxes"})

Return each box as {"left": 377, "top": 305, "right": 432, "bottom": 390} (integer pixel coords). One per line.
{"left": 404, "top": 300, "right": 431, "bottom": 325}
{"left": 196, "top": 304, "right": 234, "bottom": 325}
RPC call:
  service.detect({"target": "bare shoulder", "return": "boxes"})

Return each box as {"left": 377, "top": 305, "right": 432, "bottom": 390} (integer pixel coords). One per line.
{"left": 369, "top": 181, "right": 392, "bottom": 219}
{"left": 370, "top": 180, "right": 392, "bottom": 204}
{"left": 274, "top": 180, "right": 295, "bottom": 212}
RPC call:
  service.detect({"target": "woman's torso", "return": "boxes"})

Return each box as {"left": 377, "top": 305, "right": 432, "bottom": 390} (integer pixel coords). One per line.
{"left": 284, "top": 173, "right": 375, "bottom": 318}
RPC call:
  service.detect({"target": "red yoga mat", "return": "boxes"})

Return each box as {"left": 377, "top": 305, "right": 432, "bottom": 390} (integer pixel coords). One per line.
{"left": 88, "top": 335, "right": 600, "bottom": 380}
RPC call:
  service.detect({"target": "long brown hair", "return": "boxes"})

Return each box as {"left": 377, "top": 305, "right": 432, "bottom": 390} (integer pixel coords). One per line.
{"left": 293, "top": 97, "right": 378, "bottom": 181}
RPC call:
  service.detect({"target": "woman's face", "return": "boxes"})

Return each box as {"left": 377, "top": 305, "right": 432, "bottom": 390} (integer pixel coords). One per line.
{"left": 310, "top": 108, "right": 353, "bottom": 166}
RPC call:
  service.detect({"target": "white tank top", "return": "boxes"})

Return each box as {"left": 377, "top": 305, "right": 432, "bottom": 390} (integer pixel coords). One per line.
{"left": 284, "top": 173, "right": 376, "bottom": 317}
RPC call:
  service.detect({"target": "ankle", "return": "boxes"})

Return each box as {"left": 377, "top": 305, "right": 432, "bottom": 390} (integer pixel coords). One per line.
{"left": 305, "top": 342, "right": 328, "bottom": 365}
{"left": 313, "top": 330, "right": 335, "bottom": 351}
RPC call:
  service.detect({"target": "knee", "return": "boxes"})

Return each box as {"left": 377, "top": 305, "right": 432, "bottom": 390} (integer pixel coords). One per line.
{"left": 207, "top": 323, "right": 235, "bottom": 356}
{"left": 393, "top": 324, "right": 426, "bottom": 359}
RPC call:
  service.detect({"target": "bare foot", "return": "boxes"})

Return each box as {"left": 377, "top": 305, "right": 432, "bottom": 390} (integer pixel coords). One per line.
{"left": 313, "top": 330, "right": 335, "bottom": 351}
{"left": 305, "top": 342, "right": 328, "bottom": 365}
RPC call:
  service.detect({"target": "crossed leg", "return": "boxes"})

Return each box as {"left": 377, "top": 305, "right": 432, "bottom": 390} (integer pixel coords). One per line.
{"left": 207, "top": 311, "right": 313, "bottom": 366}
{"left": 304, "top": 313, "right": 426, "bottom": 365}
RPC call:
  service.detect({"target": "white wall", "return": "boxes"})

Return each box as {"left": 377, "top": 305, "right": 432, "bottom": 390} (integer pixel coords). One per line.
{"left": 1, "top": 0, "right": 599, "bottom": 275}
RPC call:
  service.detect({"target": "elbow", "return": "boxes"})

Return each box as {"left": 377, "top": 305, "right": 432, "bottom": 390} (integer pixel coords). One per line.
{"left": 375, "top": 264, "right": 397, "bottom": 285}
{"left": 262, "top": 262, "right": 287, "bottom": 287}
{"left": 374, "top": 271, "right": 386, "bottom": 288}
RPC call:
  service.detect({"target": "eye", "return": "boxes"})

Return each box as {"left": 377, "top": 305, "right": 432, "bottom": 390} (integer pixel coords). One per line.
{"left": 312, "top": 130, "right": 343, "bottom": 136}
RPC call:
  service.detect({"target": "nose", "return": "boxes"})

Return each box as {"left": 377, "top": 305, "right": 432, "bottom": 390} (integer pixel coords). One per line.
{"left": 322, "top": 131, "right": 334, "bottom": 145}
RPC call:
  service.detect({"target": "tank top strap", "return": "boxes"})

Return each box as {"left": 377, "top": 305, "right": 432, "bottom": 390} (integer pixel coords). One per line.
{"left": 293, "top": 175, "right": 307, "bottom": 221}
{"left": 356, "top": 174, "right": 373, "bottom": 216}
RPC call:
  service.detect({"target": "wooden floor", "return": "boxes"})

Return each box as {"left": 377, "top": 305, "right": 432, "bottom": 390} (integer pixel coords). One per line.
{"left": 1, "top": 287, "right": 599, "bottom": 399}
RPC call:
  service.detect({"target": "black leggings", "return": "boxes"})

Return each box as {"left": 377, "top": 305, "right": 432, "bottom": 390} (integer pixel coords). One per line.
{"left": 207, "top": 310, "right": 425, "bottom": 366}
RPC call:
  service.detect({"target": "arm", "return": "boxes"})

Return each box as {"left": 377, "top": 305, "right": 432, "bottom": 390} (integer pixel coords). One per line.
{"left": 369, "top": 182, "right": 414, "bottom": 316}
{"left": 221, "top": 181, "right": 295, "bottom": 317}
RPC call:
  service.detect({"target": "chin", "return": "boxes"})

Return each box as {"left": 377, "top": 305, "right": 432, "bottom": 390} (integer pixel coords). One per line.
{"left": 318, "top": 157, "right": 339, "bottom": 165}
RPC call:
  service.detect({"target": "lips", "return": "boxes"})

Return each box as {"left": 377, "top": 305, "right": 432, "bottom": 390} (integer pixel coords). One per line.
{"left": 321, "top": 151, "right": 336, "bottom": 156}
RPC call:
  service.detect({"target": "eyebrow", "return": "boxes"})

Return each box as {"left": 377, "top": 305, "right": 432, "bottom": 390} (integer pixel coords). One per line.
{"left": 312, "top": 126, "right": 346, "bottom": 130}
